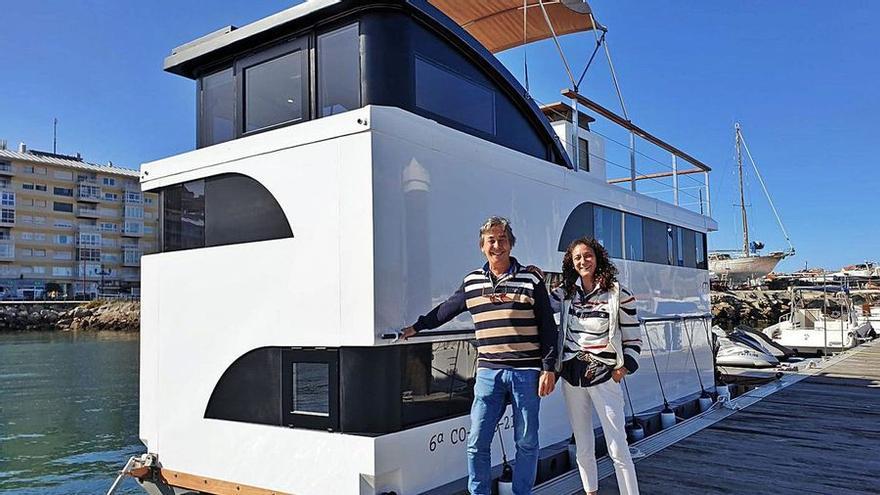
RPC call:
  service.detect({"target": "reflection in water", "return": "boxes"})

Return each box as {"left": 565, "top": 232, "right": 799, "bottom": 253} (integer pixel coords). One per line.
{"left": 0, "top": 331, "right": 141, "bottom": 494}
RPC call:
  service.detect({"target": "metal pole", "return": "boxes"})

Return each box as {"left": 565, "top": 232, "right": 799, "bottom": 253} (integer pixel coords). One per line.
{"left": 629, "top": 132, "right": 636, "bottom": 191}
{"left": 704, "top": 171, "right": 712, "bottom": 217}
{"left": 571, "top": 96, "right": 580, "bottom": 171}
{"left": 735, "top": 123, "right": 749, "bottom": 256}
{"left": 672, "top": 153, "right": 679, "bottom": 206}
{"left": 537, "top": 0, "right": 576, "bottom": 88}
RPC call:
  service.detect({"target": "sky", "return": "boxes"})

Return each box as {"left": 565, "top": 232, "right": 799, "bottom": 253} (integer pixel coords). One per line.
{"left": 0, "top": 1, "right": 877, "bottom": 271}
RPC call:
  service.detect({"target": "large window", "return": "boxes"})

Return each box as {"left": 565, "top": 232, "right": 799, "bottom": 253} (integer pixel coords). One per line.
{"left": 415, "top": 56, "right": 495, "bottom": 135}
{"left": 593, "top": 206, "right": 622, "bottom": 258}
{"left": 1, "top": 192, "right": 14, "bottom": 207}
{"left": 624, "top": 214, "right": 644, "bottom": 261}
{"left": 53, "top": 202, "right": 73, "bottom": 213}
{"left": 318, "top": 24, "right": 361, "bottom": 117}
{"left": 401, "top": 341, "right": 475, "bottom": 428}
{"left": 557, "top": 200, "right": 705, "bottom": 270}
{"left": 200, "top": 68, "right": 235, "bottom": 147}
{"left": 161, "top": 173, "right": 292, "bottom": 252}
{"left": 241, "top": 42, "right": 308, "bottom": 133}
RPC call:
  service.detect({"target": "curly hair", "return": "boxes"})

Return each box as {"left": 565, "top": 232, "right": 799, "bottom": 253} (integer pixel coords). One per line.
{"left": 561, "top": 237, "right": 618, "bottom": 298}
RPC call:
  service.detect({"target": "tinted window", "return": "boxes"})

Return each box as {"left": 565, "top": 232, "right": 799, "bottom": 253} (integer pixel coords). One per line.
{"left": 415, "top": 56, "right": 495, "bottom": 135}
{"left": 681, "top": 228, "right": 697, "bottom": 268}
{"left": 292, "top": 363, "right": 330, "bottom": 416}
{"left": 643, "top": 217, "right": 668, "bottom": 264}
{"left": 244, "top": 51, "right": 304, "bottom": 132}
{"left": 594, "top": 206, "right": 622, "bottom": 258}
{"left": 624, "top": 214, "right": 644, "bottom": 261}
{"left": 54, "top": 187, "right": 73, "bottom": 197}
{"left": 162, "top": 180, "right": 205, "bottom": 251}
{"left": 401, "top": 341, "right": 475, "bottom": 427}
{"left": 558, "top": 203, "right": 593, "bottom": 251}
{"left": 578, "top": 138, "right": 590, "bottom": 171}
{"left": 53, "top": 202, "right": 73, "bottom": 213}
{"left": 667, "top": 224, "right": 676, "bottom": 265}
{"left": 318, "top": 24, "right": 361, "bottom": 117}
{"left": 161, "top": 174, "right": 291, "bottom": 252}
{"left": 205, "top": 174, "right": 292, "bottom": 247}
{"left": 201, "top": 68, "right": 235, "bottom": 146}
{"left": 696, "top": 232, "right": 707, "bottom": 269}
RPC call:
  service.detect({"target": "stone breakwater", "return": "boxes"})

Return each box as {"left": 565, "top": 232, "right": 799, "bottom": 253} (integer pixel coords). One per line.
{"left": 0, "top": 300, "right": 139, "bottom": 332}
{"left": 711, "top": 289, "right": 878, "bottom": 329}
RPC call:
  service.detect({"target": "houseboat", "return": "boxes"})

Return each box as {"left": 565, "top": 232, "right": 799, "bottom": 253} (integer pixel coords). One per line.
{"left": 133, "top": 1, "right": 718, "bottom": 494}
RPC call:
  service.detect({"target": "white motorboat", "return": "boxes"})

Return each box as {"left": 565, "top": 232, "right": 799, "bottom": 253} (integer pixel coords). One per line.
{"left": 763, "top": 287, "right": 872, "bottom": 354}
{"left": 132, "top": 1, "right": 720, "bottom": 494}
{"left": 856, "top": 304, "right": 880, "bottom": 336}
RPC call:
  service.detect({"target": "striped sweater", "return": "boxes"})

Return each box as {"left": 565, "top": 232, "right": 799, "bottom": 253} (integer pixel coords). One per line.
{"left": 413, "top": 258, "right": 558, "bottom": 371}
{"left": 550, "top": 284, "right": 642, "bottom": 373}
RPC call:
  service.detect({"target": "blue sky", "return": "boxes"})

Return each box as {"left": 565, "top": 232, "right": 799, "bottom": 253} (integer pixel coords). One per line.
{"left": 1, "top": 1, "right": 877, "bottom": 271}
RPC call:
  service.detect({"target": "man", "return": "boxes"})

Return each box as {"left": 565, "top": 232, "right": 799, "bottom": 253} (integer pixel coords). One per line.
{"left": 401, "top": 216, "right": 557, "bottom": 495}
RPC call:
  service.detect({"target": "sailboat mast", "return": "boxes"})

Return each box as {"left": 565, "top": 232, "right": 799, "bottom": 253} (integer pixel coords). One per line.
{"left": 735, "top": 122, "right": 749, "bottom": 257}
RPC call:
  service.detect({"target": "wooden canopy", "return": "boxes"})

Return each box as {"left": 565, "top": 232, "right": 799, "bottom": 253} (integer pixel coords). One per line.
{"left": 429, "top": 0, "right": 601, "bottom": 54}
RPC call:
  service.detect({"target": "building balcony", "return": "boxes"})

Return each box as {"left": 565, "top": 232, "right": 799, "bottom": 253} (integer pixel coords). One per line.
{"left": 121, "top": 229, "right": 144, "bottom": 238}
{"left": 122, "top": 255, "right": 141, "bottom": 267}
{"left": 0, "top": 216, "right": 14, "bottom": 228}
{"left": 0, "top": 163, "right": 15, "bottom": 176}
{"left": 78, "top": 224, "right": 100, "bottom": 233}
{"left": 76, "top": 206, "right": 100, "bottom": 218}
{"left": 76, "top": 190, "right": 102, "bottom": 203}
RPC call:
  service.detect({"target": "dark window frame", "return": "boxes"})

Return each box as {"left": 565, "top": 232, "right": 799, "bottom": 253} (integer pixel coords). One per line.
{"left": 198, "top": 67, "right": 236, "bottom": 148}
{"left": 281, "top": 348, "right": 339, "bottom": 431}
{"left": 316, "top": 22, "right": 362, "bottom": 118}
{"left": 560, "top": 201, "right": 708, "bottom": 270}
{"left": 236, "top": 36, "right": 311, "bottom": 138}
{"left": 413, "top": 54, "right": 497, "bottom": 136}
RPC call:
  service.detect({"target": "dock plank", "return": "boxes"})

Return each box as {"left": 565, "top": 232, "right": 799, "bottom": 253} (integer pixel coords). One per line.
{"left": 594, "top": 343, "right": 880, "bottom": 494}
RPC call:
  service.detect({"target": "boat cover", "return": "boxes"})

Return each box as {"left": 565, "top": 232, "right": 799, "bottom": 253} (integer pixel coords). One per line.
{"left": 428, "top": 0, "right": 601, "bottom": 53}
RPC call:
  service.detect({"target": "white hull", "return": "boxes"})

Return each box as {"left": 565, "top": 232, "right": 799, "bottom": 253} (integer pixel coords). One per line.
{"left": 139, "top": 107, "right": 716, "bottom": 495}
{"left": 762, "top": 312, "right": 871, "bottom": 353}
{"left": 709, "top": 254, "right": 784, "bottom": 283}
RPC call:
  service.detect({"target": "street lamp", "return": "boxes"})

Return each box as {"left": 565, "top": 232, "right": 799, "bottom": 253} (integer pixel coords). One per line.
{"left": 94, "top": 264, "right": 112, "bottom": 298}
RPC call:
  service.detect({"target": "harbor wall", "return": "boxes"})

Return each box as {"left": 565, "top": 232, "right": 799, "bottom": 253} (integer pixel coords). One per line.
{"left": 0, "top": 300, "right": 139, "bottom": 332}
{"left": 711, "top": 289, "right": 877, "bottom": 329}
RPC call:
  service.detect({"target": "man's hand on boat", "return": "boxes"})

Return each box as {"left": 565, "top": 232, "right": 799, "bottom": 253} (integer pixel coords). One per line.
{"left": 538, "top": 371, "right": 556, "bottom": 397}
{"left": 400, "top": 326, "right": 417, "bottom": 340}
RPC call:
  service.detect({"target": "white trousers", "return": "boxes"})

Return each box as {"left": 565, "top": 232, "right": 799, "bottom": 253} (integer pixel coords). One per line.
{"left": 562, "top": 378, "right": 639, "bottom": 495}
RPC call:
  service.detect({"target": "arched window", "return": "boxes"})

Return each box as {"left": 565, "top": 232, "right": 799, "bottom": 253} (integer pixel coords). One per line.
{"left": 161, "top": 173, "right": 292, "bottom": 252}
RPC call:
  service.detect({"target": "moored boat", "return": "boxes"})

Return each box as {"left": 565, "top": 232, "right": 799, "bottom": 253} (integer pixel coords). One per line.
{"left": 128, "top": 2, "right": 721, "bottom": 494}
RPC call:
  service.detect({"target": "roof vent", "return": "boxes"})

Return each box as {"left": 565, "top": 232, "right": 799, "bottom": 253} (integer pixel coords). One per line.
{"left": 18, "top": 142, "right": 27, "bottom": 153}
{"left": 0, "top": 140, "right": 6, "bottom": 150}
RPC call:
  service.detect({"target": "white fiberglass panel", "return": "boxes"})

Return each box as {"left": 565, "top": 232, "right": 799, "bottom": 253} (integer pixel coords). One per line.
{"left": 369, "top": 106, "right": 714, "bottom": 489}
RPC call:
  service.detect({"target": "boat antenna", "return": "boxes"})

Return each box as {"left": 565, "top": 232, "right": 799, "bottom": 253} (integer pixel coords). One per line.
{"left": 738, "top": 128, "right": 796, "bottom": 255}
{"left": 735, "top": 123, "right": 749, "bottom": 257}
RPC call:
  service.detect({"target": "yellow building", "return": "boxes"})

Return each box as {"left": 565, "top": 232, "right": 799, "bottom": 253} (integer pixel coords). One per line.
{"left": 0, "top": 143, "right": 158, "bottom": 298}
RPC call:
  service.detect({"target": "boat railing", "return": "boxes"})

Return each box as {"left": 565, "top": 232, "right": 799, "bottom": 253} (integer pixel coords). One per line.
{"left": 563, "top": 90, "right": 712, "bottom": 216}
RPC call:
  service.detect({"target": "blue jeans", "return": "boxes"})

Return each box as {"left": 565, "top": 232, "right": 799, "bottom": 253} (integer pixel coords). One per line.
{"left": 467, "top": 368, "right": 541, "bottom": 495}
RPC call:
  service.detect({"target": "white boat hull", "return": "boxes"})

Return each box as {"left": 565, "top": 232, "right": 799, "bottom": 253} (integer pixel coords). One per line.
{"left": 139, "top": 107, "right": 717, "bottom": 495}
{"left": 710, "top": 254, "right": 784, "bottom": 283}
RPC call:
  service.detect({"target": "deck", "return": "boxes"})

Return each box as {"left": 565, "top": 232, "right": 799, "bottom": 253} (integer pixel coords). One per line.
{"left": 597, "top": 341, "right": 880, "bottom": 494}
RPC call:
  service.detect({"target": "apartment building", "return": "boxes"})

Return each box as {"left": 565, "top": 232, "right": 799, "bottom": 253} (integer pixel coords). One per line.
{"left": 0, "top": 143, "right": 158, "bottom": 298}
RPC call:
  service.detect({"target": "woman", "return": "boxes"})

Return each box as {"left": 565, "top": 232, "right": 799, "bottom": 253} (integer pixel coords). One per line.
{"left": 550, "top": 237, "right": 641, "bottom": 495}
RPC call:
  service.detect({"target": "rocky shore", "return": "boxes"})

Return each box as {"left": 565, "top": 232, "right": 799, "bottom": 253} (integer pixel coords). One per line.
{"left": 0, "top": 300, "right": 139, "bottom": 332}
{"left": 711, "top": 289, "right": 878, "bottom": 329}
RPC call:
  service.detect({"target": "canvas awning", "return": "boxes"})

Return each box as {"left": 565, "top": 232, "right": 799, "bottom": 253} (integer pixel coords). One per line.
{"left": 429, "top": 0, "right": 601, "bottom": 54}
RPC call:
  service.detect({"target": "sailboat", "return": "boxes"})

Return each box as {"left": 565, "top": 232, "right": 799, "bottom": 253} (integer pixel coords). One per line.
{"left": 709, "top": 123, "right": 794, "bottom": 285}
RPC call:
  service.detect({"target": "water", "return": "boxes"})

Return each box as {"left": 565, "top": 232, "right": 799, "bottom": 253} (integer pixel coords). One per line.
{"left": 0, "top": 331, "right": 142, "bottom": 494}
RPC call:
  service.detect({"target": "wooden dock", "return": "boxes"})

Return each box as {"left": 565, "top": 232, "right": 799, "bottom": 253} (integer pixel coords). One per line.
{"left": 597, "top": 341, "right": 880, "bottom": 494}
